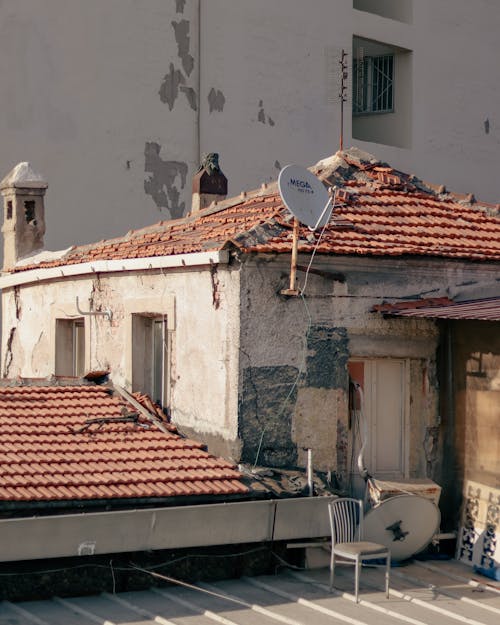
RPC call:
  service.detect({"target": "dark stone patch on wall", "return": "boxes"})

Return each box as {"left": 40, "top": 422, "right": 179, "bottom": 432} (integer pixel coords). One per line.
{"left": 172, "top": 19, "right": 195, "bottom": 76}
{"left": 306, "top": 326, "right": 349, "bottom": 389}
{"left": 208, "top": 88, "right": 226, "bottom": 112}
{"left": 175, "top": 0, "right": 186, "bottom": 13}
{"left": 239, "top": 366, "right": 299, "bottom": 468}
{"left": 159, "top": 63, "right": 186, "bottom": 111}
{"left": 144, "top": 142, "right": 188, "bottom": 217}
{"left": 274, "top": 160, "right": 281, "bottom": 170}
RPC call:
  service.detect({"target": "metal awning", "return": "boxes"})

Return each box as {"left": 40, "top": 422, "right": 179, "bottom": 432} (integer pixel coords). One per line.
{"left": 372, "top": 297, "right": 500, "bottom": 321}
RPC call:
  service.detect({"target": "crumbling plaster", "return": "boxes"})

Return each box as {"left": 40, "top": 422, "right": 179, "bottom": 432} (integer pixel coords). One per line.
{"left": 0, "top": 264, "right": 241, "bottom": 443}
{"left": 236, "top": 254, "right": 495, "bottom": 477}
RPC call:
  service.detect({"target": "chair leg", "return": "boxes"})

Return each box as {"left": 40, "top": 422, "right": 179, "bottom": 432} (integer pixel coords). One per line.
{"left": 385, "top": 553, "right": 391, "bottom": 599}
{"left": 329, "top": 550, "right": 336, "bottom": 592}
{"left": 355, "top": 557, "right": 360, "bottom": 603}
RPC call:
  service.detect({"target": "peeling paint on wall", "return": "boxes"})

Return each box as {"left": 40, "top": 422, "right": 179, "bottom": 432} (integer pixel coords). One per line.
{"left": 171, "top": 20, "right": 194, "bottom": 76}
{"left": 180, "top": 85, "right": 197, "bottom": 111}
{"left": 257, "top": 100, "right": 275, "bottom": 126}
{"left": 257, "top": 100, "right": 266, "bottom": 124}
{"left": 306, "top": 325, "right": 349, "bottom": 389}
{"left": 159, "top": 63, "right": 186, "bottom": 111}
{"left": 144, "top": 142, "right": 188, "bottom": 218}
{"left": 239, "top": 365, "right": 298, "bottom": 467}
{"left": 208, "top": 88, "right": 225, "bottom": 113}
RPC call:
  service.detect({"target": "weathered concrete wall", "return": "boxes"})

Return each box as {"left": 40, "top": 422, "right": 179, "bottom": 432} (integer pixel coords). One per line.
{"left": 442, "top": 321, "right": 500, "bottom": 559}
{"left": 0, "top": 264, "right": 241, "bottom": 450}
{"left": 0, "top": 0, "right": 498, "bottom": 260}
{"left": 237, "top": 254, "right": 497, "bottom": 486}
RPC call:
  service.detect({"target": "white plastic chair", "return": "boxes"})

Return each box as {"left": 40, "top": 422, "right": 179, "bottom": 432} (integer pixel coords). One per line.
{"left": 328, "top": 497, "right": 390, "bottom": 602}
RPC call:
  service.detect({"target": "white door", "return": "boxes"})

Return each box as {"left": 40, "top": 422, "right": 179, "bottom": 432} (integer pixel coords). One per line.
{"left": 348, "top": 358, "right": 408, "bottom": 481}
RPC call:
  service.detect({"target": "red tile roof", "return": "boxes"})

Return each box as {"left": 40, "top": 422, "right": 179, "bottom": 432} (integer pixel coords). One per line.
{"left": 372, "top": 296, "right": 500, "bottom": 321}
{"left": 11, "top": 149, "right": 500, "bottom": 273}
{"left": 0, "top": 383, "right": 248, "bottom": 502}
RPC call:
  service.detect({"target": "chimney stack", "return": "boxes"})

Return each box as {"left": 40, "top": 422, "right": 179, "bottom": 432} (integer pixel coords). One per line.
{"left": 1, "top": 162, "right": 48, "bottom": 270}
{"left": 192, "top": 153, "right": 227, "bottom": 213}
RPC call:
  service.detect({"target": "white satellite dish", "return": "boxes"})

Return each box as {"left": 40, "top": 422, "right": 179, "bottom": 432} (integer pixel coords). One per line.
{"left": 278, "top": 164, "right": 333, "bottom": 231}
{"left": 364, "top": 495, "right": 441, "bottom": 561}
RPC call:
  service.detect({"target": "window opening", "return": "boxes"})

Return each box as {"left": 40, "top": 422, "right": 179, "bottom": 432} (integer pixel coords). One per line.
{"left": 24, "top": 200, "right": 36, "bottom": 224}
{"left": 353, "top": 53, "right": 394, "bottom": 114}
{"left": 132, "top": 314, "right": 169, "bottom": 408}
{"left": 55, "top": 318, "right": 85, "bottom": 377}
{"left": 152, "top": 317, "right": 167, "bottom": 405}
{"left": 6, "top": 201, "right": 12, "bottom": 220}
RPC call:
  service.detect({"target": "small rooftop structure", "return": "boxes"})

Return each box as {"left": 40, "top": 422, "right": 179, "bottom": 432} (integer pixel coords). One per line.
{"left": 0, "top": 162, "right": 48, "bottom": 190}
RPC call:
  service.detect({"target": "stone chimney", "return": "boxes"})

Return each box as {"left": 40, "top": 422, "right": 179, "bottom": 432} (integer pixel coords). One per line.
{"left": 0, "top": 162, "right": 48, "bottom": 270}
{"left": 192, "top": 153, "right": 227, "bottom": 213}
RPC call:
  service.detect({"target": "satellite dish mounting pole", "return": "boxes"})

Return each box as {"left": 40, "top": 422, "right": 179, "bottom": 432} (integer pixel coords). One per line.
{"left": 289, "top": 217, "right": 299, "bottom": 292}
{"left": 277, "top": 164, "right": 333, "bottom": 296}
{"left": 339, "top": 49, "right": 348, "bottom": 151}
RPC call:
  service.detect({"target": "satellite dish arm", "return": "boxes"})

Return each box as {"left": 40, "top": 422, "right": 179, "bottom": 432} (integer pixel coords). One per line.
{"left": 309, "top": 186, "right": 337, "bottom": 231}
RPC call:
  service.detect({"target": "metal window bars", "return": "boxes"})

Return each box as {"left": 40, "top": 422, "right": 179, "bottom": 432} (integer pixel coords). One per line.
{"left": 353, "top": 53, "right": 394, "bottom": 114}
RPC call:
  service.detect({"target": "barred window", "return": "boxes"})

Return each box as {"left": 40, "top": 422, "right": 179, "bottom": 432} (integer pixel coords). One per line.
{"left": 353, "top": 54, "right": 394, "bottom": 114}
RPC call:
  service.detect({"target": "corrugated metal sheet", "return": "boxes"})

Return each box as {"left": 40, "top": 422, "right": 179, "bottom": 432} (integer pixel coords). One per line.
{"left": 378, "top": 297, "right": 500, "bottom": 321}
{"left": 2, "top": 560, "right": 499, "bottom": 624}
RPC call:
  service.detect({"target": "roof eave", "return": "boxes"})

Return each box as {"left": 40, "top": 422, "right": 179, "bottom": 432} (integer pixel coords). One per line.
{"left": 0, "top": 250, "right": 230, "bottom": 289}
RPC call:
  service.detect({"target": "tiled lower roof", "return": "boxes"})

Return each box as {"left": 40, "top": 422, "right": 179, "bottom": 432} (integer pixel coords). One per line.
{"left": 372, "top": 296, "right": 500, "bottom": 321}
{"left": 11, "top": 148, "right": 500, "bottom": 273}
{"left": 0, "top": 383, "right": 248, "bottom": 502}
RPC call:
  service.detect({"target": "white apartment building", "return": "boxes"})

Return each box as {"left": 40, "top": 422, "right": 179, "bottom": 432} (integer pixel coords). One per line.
{"left": 0, "top": 0, "right": 498, "bottom": 251}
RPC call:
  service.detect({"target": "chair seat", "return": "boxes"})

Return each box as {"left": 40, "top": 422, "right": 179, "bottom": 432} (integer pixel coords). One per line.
{"left": 334, "top": 541, "right": 388, "bottom": 557}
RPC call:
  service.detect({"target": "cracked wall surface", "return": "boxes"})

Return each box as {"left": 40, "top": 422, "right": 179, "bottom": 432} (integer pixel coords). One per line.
{"left": 0, "top": 265, "right": 242, "bottom": 450}
{"left": 236, "top": 254, "right": 497, "bottom": 484}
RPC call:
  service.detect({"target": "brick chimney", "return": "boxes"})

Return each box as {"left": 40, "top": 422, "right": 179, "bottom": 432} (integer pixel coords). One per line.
{"left": 192, "top": 153, "right": 227, "bottom": 213}
{"left": 1, "top": 162, "right": 48, "bottom": 270}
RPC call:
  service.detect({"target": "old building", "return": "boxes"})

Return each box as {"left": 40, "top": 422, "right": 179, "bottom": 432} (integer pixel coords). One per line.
{"left": 0, "top": 0, "right": 498, "bottom": 253}
{"left": 1, "top": 148, "right": 498, "bottom": 564}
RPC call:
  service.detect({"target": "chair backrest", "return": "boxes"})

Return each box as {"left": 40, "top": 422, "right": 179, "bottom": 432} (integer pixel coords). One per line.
{"left": 328, "top": 497, "right": 364, "bottom": 545}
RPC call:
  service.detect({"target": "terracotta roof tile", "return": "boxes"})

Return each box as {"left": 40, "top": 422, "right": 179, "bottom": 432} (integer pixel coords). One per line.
{"left": 0, "top": 383, "right": 247, "bottom": 503}
{"left": 10, "top": 150, "right": 500, "bottom": 274}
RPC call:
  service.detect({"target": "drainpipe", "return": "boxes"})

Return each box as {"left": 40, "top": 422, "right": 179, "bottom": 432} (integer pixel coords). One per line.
{"left": 196, "top": 0, "right": 201, "bottom": 165}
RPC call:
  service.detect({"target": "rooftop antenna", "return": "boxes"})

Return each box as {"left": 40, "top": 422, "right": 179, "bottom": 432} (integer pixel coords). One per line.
{"left": 339, "top": 49, "right": 348, "bottom": 151}
{"left": 277, "top": 165, "right": 335, "bottom": 296}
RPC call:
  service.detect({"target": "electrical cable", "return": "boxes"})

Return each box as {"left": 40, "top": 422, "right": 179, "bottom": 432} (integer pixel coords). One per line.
{"left": 252, "top": 191, "right": 336, "bottom": 468}
{"left": 0, "top": 546, "right": 268, "bottom": 578}
{"left": 299, "top": 187, "right": 338, "bottom": 296}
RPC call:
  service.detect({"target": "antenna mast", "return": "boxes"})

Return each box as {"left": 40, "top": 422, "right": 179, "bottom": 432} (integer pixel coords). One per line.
{"left": 339, "top": 49, "right": 348, "bottom": 151}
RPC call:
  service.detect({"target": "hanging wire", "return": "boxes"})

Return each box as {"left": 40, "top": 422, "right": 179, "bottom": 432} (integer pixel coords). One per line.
{"left": 252, "top": 292, "right": 312, "bottom": 468}
{"left": 252, "top": 189, "right": 337, "bottom": 468}
{"left": 300, "top": 187, "right": 338, "bottom": 296}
